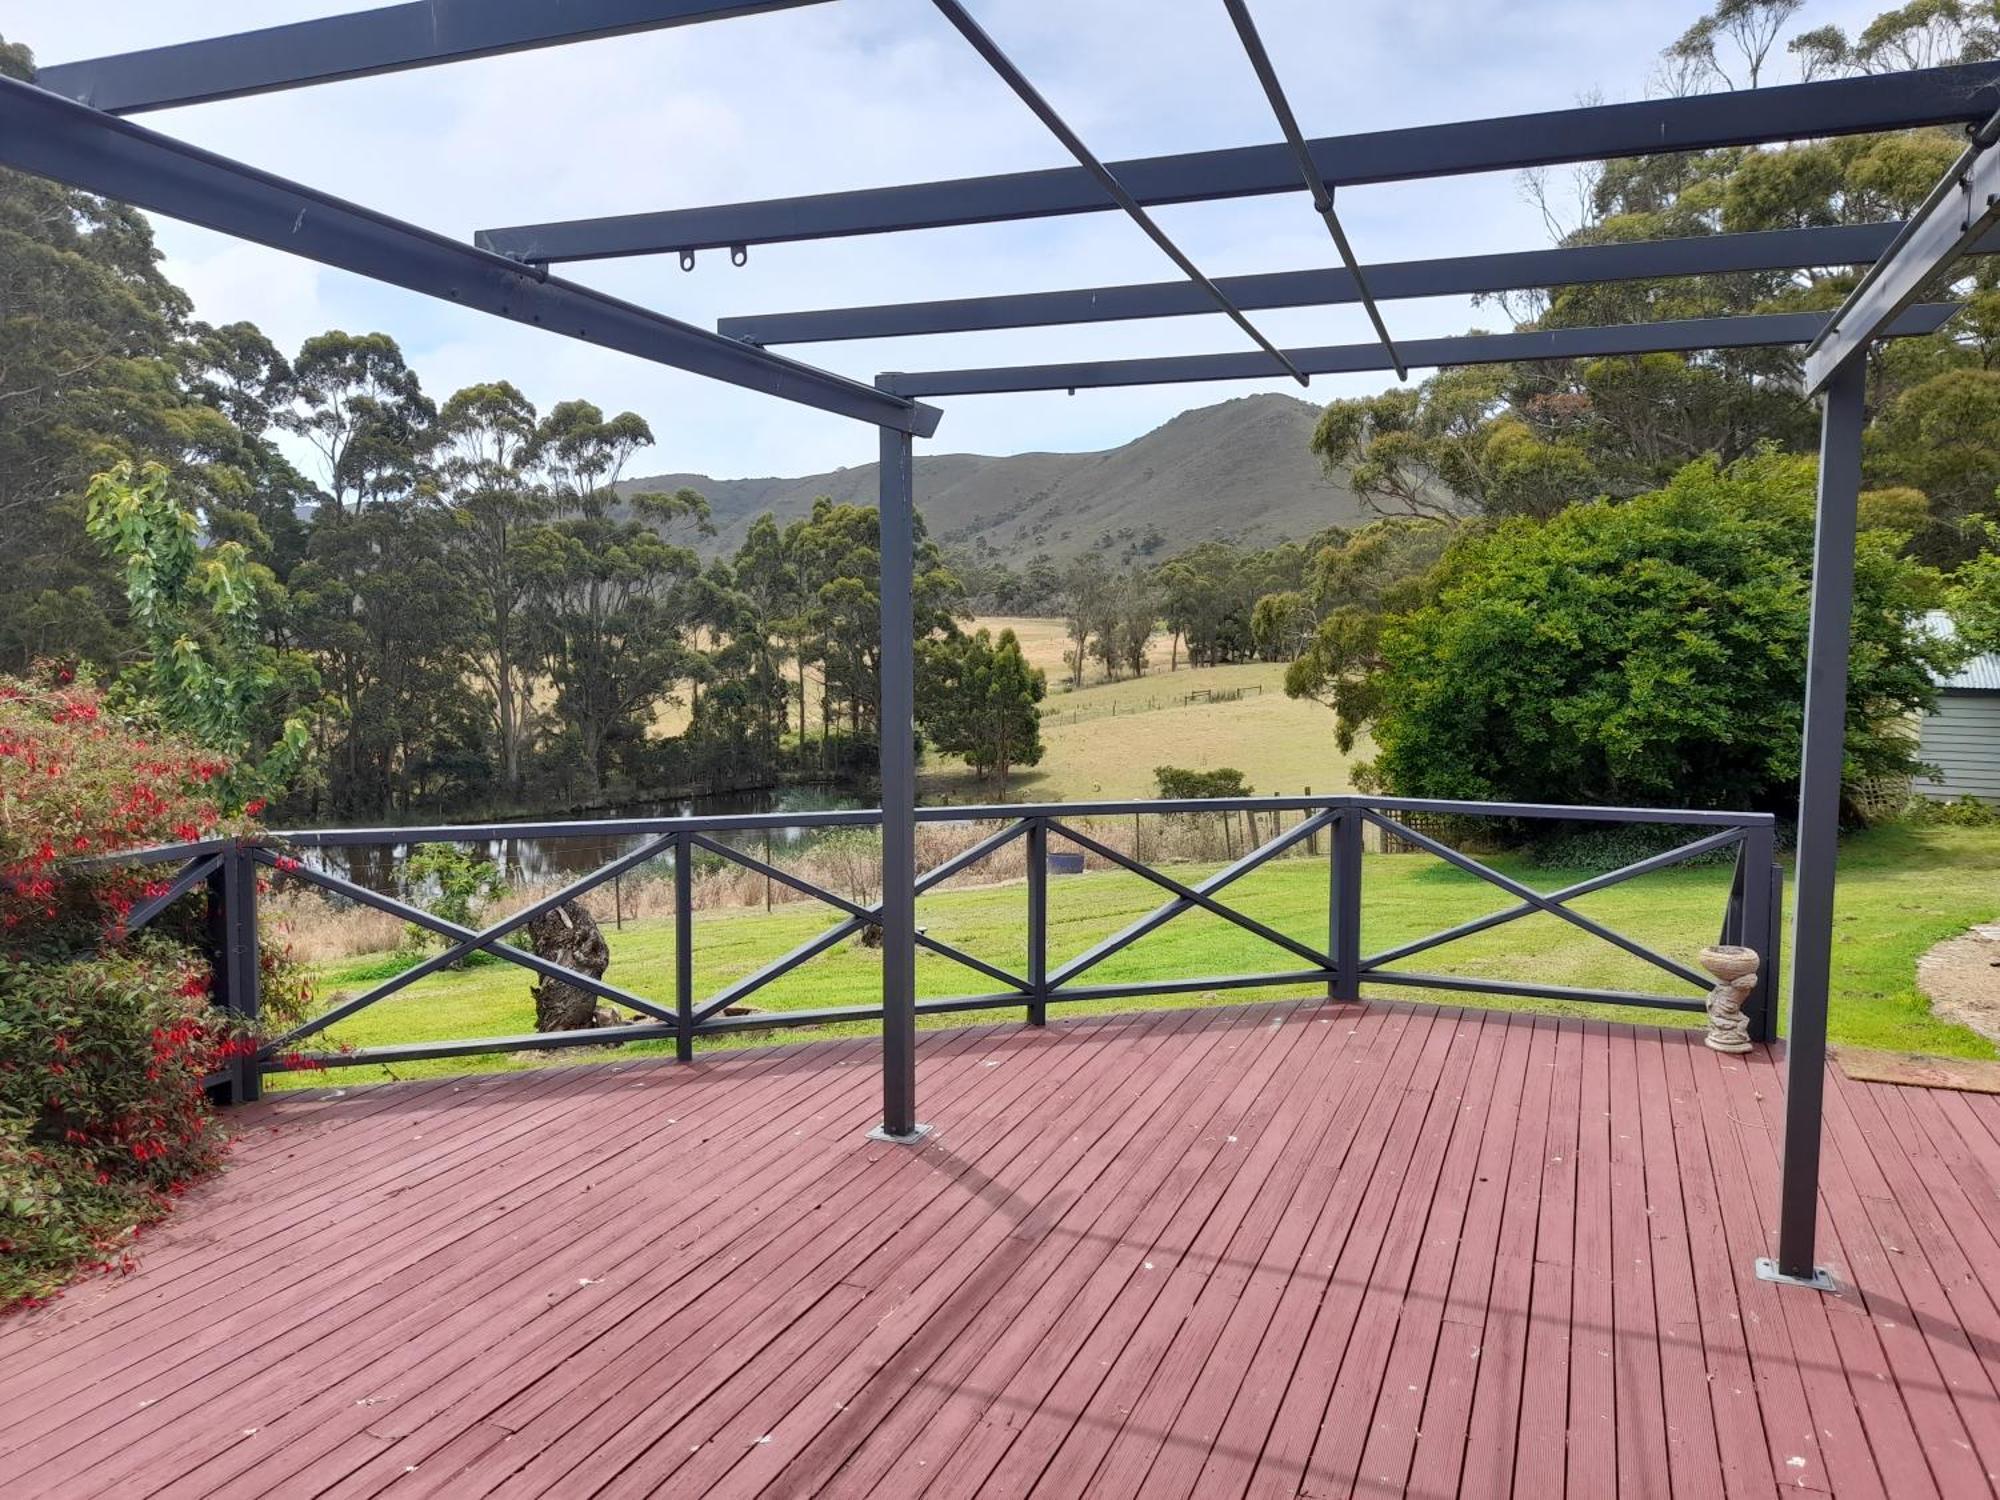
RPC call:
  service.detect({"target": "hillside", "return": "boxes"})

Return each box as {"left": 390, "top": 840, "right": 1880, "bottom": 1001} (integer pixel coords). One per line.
{"left": 623, "top": 393, "right": 1370, "bottom": 563}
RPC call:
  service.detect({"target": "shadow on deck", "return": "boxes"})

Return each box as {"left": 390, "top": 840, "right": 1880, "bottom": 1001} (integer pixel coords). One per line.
{"left": 3, "top": 999, "right": 1998, "bottom": 1498}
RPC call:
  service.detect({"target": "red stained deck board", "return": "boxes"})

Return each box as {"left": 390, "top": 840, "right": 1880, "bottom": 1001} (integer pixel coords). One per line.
{"left": 752, "top": 1001, "right": 1338, "bottom": 1500}
{"left": 1029, "top": 1008, "right": 1453, "bottom": 1500}
{"left": 4, "top": 1000, "right": 1999, "bottom": 1500}
{"left": 18, "top": 1032, "right": 899, "bottom": 1496}
{"left": 177, "top": 1011, "right": 1154, "bottom": 1500}
{"left": 1, "top": 1037, "right": 883, "bottom": 1470}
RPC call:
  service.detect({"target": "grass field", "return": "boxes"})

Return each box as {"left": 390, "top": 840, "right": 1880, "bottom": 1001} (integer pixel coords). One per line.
{"left": 928, "top": 618, "right": 1363, "bottom": 802}
{"left": 276, "top": 823, "right": 2000, "bottom": 1090}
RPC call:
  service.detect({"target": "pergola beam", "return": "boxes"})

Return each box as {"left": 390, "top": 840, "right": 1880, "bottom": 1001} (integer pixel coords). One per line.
{"left": 923, "top": 0, "right": 1305, "bottom": 386}
{"left": 720, "top": 223, "right": 2000, "bottom": 345}
{"left": 33, "top": 0, "right": 833, "bottom": 115}
{"left": 0, "top": 76, "right": 938, "bottom": 437}
{"left": 478, "top": 61, "right": 2000, "bottom": 262}
{"left": 1804, "top": 108, "right": 2000, "bottom": 390}
{"left": 1221, "top": 0, "right": 1404, "bottom": 378}
{"left": 879, "top": 304, "right": 1960, "bottom": 398}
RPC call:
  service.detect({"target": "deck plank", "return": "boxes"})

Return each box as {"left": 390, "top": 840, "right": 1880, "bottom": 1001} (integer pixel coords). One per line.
{"left": 3, "top": 1000, "right": 1998, "bottom": 1500}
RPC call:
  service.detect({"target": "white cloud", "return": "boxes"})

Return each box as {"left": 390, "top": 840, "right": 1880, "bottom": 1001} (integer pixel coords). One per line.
{"left": 8, "top": 0, "right": 1911, "bottom": 478}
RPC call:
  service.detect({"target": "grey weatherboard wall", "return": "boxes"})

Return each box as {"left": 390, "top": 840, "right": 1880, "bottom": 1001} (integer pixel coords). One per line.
{"left": 1919, "top": 682, "right": 2000, "bottom": 804}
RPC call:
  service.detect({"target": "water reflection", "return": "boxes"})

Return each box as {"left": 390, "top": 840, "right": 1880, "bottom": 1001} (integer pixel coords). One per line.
{"left": 298, "top": 786, "right": 867, "bottom": 894}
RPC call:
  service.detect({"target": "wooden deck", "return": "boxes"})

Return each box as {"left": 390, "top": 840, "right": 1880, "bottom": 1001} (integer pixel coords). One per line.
{"left": 4, "top": 999, "right": 1999, "bottom": 1499}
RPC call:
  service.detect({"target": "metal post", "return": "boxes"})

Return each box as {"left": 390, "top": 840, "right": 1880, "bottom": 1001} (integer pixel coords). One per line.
{"left": 871, "top": 422, "right": 927, "bottom": 1143}
{"left": 1762, "top": 355, "right": 1864, "bottom": 1291}
{"left": 674, "top": 831, "right": 694, "bottom": 1063}
{"left": 1027, "top": 817, "right": 1049, "bottom": 1027}
{"left": 1331, "top": 807, "right": 1363, "bottom": 1002}
{"left": 205, "top": 847, "right": 261, "bottom": 1105}
{"left": 1740, "top": 821, "right": 1780, "bottom": 1044}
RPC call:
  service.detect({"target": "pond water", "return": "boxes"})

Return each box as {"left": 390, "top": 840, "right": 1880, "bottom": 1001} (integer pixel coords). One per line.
{"left": 298, "top": 785, "right": 869, "bottom": 894}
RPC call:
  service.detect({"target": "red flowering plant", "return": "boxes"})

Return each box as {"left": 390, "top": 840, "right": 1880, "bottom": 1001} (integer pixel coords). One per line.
{"left": 0, "top": 670, "right": 308, "bottom": 1311}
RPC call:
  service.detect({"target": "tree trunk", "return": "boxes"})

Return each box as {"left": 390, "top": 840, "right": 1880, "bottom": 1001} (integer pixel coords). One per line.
{"left": 527, "top": 899, "right": 620, "bottom": 1033}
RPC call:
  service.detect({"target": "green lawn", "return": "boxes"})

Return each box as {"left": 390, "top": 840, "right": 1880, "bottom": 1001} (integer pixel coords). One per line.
{"left": 275, "top": 823, "right": 2000, "bottom": 1089}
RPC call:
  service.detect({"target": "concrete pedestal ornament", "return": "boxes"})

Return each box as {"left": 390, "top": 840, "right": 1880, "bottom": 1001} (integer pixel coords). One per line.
{"left": 1699, "top": 944, "right": 1760, "bottom": 1053}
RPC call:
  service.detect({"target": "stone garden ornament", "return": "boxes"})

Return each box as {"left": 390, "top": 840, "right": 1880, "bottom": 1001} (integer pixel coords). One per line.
{"left": 1699, "top": 944, "right": 1761, "bottom": 1054}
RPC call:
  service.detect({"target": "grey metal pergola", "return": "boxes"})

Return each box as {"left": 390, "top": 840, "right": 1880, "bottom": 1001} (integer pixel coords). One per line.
{"left": 11, "top": 0, "right": 2000, "bottom": 1288}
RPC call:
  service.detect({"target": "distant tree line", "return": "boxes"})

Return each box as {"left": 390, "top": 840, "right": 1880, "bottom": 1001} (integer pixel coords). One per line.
{"left": 0, "top": 29, "right": 1046, "bottom": 818}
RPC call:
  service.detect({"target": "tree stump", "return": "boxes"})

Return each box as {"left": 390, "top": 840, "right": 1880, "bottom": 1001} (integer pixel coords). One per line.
{"left": 526, "top": 899, "right": 620, "bottom": 1033}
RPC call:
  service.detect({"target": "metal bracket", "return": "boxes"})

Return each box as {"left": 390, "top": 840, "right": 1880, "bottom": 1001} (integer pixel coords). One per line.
{"left": 1755, "top": 1257, "right": 1838, "bottom": 1292}
{"left": 867, "top": 1123, "right": 933, "bottom": 1145}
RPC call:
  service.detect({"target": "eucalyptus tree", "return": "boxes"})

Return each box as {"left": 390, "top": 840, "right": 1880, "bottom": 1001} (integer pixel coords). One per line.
{"left": 435, "top": 381, "right": 542, "bottom": 794}
{"left": 280, "top": 331, "right": 435, "bottom": 518}
{"left": 519, "top": 400, "right": 711, "bottom": 795}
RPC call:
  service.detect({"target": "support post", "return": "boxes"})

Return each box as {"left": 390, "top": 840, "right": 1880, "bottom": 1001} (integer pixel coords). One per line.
{"left": 1763, "top": 354, "right": 1864, "bottom": 1291}
{"left": 674, "top": 831, "right": 694, "bottom": 1063}
{"left": 871, "top": 422, "right": 927, "bottom": 1144}
{"left": 1027, "top": 817, "right": 1049, "bottom": 1027}
{"left": 1331, "top": 807, "right": 1363, "bottom": 1002}
{"left": 205, "top": 847, "right": 262, "bottom": 1105}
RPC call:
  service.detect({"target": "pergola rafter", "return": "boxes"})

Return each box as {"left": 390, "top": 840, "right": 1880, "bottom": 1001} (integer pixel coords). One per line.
{"left": 14, "top": 0, "right": 2000, "bottom": 1287}
{"left": 475, "top": 59, "right": 2000, "bottom": 261}
{"left": 719, "top": 223, "right": 2000, "bottom": 346}
{"left": 33, "top": 0, "right": 835, "bottom": 114}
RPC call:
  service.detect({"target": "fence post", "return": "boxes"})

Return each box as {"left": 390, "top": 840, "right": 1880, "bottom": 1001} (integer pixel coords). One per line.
{"left": 1330, "top": 808, "right": 1363, "bottom": 1003}
{"left": 674, "top": 831, "right": 694, "bottom": 1063}
{"left": 1026, "top": 817, "right": 1048, "bottom": 1027}
{"left": 1746, "top": 822, "right": 1784, "bottom": 1045}
{"left": 205, "top": 846, "right": 261, "bottom": 1105}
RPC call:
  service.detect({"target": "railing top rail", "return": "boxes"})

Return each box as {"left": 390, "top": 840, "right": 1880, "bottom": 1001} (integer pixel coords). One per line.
{"left": 74, "top": 794, "right": 1774, "bottom": 864}
{"left": 253, "top": 794, "right": 1770, "bottom": 847}
{"left": 1356, "top": 796, "right": 1776, "bottom": 828}
{"left": 73, "top": 835, "right": 240, "bottom": 870}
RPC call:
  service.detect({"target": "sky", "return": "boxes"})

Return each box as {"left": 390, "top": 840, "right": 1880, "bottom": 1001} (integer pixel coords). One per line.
{"left": 7, "top": 0, "right": 1899, "bottom": 481}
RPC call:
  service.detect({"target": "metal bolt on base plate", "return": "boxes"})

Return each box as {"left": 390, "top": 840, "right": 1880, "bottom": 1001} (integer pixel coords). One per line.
{"left": 867, "top": 1123, "right": 933, "bottom": 1145}
{"left": 1755, "top": 1256, "right": 1837, "bottom": 1291}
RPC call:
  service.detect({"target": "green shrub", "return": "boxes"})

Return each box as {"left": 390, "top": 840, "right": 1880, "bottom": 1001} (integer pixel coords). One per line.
{"left": 1154, "top": 766, "right": 1252, "bottom": 799}
{"left": 1907, "top": 794, "right": 2000, "bottom": 828}
{"left": 0, "top": 673, "right": 267, "bottom": 1311}
{"left": 0, "top": 943, "right": 249, "bottom": 1308}
{"left": 1363, "top": 452, "right": 1956, "bottom": 813}
{"left": 400, "top": 843, "right": 506, "bottom": 956}
{"left": 1522, "top": 821, "right": 1759, "bottom": 872}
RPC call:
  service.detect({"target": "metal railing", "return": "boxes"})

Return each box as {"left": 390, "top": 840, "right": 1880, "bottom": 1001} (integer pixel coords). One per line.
{"left": 100, "top": 795, "right": 1782, "bottom": 1103}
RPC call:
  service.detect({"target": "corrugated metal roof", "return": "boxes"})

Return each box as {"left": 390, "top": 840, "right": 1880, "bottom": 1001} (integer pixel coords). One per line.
{"left": 1924, "top": 610, "right": 2000, "bottom": 692}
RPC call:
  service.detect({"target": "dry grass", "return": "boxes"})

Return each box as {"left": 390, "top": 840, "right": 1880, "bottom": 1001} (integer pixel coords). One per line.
{"left": 924, "top": 652, "right": 1365, "bottom": 804}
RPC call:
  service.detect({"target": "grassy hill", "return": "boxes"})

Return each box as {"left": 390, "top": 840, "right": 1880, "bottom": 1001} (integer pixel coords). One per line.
{"left": 922, "top": 618, "right": 1365, "bottom": 804}
{"left": 623, "top": 393, "right": 1368, "bottom": 565}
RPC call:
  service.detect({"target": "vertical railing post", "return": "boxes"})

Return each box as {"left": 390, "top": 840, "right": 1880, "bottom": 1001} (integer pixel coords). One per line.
{"left": 674, "top": 830, "right": 694, "bottom": 1063}
{"left": 1026, "top": 817, "right": 1048, "bottom": 1026}
{"left": 1719, "top": 842, "right": 1746, "bottom": 948}
{"left": 1739, "top": 821, "right": 1780, "bottom": 1044}
{"left": 1330, "top": 806, "right": 1363, "bottom": 1002}
{"left": 872, "top": 417, "right": 925, "bottom": 1143}
{"left": 1766, "top": 353, "right": 1864, "bottom": 1290}
{"left": 205, "top": 845, "right": 261, "bottom": 1105}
